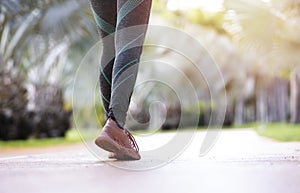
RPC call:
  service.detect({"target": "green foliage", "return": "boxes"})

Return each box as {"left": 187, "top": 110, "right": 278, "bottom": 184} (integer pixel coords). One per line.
{"left": 184, "top": 101, "right": 213, "bottom": 113}
{"left": 188, "top": 8, "right": 227, "bottom": 35}
{"left": 152, "top": 0, "right": 168, "bottom": 13}
{"left": 95, "top": 102, "right": 106, "bottom": 126}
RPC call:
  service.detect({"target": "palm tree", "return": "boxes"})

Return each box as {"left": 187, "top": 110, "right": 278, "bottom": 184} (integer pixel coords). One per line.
{"left": 223, "top": 0, "right": 300, "bottom": 123}
{"left": 0, "top": 0, "right": 96, "bottom": 139}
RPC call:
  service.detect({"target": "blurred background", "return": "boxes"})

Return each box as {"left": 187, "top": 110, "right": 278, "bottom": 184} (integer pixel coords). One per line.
{"left": 1, "top": 0, "right": 300, "bottom": 143}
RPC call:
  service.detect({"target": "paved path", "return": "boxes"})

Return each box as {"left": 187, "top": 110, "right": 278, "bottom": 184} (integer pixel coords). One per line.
{"left": 1, "top": 129, "right": 300, "bottom": 193}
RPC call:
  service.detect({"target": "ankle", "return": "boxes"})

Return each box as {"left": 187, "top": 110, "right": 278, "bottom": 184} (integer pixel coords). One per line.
{"left": 107, "top": 117, "right": 124, "bottom": 130}
{"left": 107, "top": 109, "right": 125, "bottom": 129}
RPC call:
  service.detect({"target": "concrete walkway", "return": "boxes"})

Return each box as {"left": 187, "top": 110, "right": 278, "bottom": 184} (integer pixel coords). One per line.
{"left": 1, "top": 129, "right": 300, "bottom": 193}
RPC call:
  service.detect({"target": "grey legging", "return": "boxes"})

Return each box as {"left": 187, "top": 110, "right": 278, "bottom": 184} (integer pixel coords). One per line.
{"left": 90, "top": 0, "right": 152, "bottom": 127}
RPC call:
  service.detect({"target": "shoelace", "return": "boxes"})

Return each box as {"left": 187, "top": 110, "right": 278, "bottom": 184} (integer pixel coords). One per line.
{"left": 124, "top": 129, "right": 139, "bottom": 152}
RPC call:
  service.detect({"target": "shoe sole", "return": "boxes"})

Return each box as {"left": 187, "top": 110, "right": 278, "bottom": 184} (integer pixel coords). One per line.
{"left": 95, "top": 135, "right": 140, "bottom": 160}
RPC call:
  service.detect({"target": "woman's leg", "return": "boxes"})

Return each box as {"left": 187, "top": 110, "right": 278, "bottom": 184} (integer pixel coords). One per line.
{"left": 89, "top": 0, "right": 117, "bottom": 116}
{"left": 91, "top": 0, "right": 152, "bottom": 160}
{"left": 109, "top": 0, "right": 152, "bottom": 127}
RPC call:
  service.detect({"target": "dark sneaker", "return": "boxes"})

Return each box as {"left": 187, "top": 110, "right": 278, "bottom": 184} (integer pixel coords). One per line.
{"left": 95, "top": 118, "right": 140, "bottom": 160}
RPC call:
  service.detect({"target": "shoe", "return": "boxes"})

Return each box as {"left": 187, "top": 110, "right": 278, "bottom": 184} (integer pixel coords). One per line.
{"left": 95, "top": 118, "right": 141, "bottom": 160}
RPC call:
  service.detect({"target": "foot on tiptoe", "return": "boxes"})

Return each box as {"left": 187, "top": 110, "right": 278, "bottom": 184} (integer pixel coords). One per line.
{"left": 95, "top": 118, "right": 140, "bottom": 160}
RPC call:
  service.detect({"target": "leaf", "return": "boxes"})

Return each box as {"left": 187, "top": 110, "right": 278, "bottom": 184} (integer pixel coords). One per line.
{"left": 3, "top": 8, "right": 41, "bottom": 63}
{"left": 0, "top": 21, "right": 10, "bottom": 55}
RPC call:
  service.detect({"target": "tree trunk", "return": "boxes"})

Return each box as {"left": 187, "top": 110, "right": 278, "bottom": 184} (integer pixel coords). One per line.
{"left": 256, "top": 76, "right": 269, "bottom": 123}
{"left": 274, "top": 77, "right": 289, "bottom": 122}
{"left": 290, "top": 72, "right": 300, "bottom": 123}
{"left": 234, "top": 94, "right": 244, "bottom": 125}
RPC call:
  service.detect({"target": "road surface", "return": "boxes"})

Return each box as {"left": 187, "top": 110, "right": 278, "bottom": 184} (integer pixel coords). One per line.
{"left": 1, "top": 129, "right": 300, "bottom": 193}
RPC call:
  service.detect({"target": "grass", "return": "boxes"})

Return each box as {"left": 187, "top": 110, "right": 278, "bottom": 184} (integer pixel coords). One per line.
{"left": 0, "top": 129, "right": 96, "bottom": 148}
{"left": 252, "top": 123, "right": 300, "bottom": 142}
{"left": 197, "top": 122, "right": 300, "bottom": 142}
